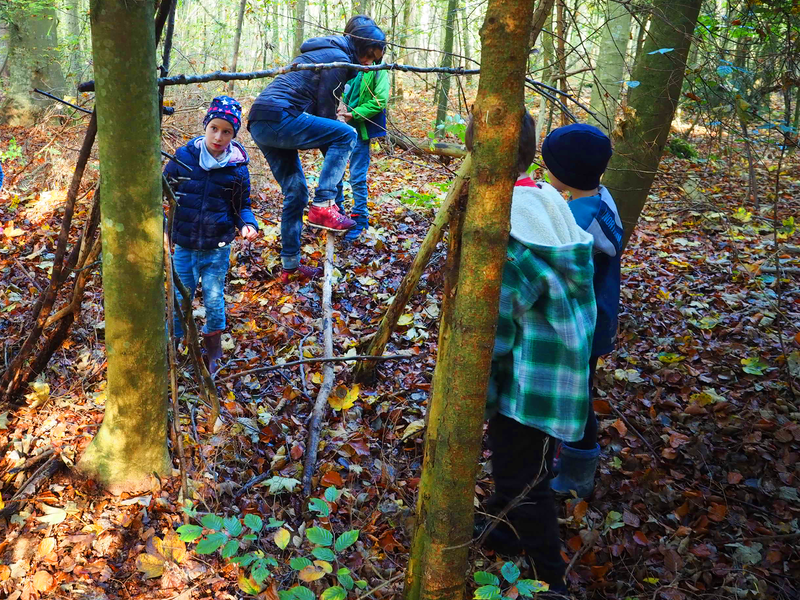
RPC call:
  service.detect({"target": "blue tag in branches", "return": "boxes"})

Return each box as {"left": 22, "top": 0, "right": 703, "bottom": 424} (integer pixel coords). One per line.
{"left": 648, "top": 47, "right": 674, "bottom": 54}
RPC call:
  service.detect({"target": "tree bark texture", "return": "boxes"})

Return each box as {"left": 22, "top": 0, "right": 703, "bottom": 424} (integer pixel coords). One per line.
{"left": 403, "top": 0, "right": 537, "bottom": 598}
{"left": 602, "top": 0, "right": 702, "bottom": 248}
{"left": 589, "top": 0, "right": 631, "bottom": 133}
{"left": 1, "top": 1, "right": 66, "bottom": 125}
{"left": 77, "top": 0, "right": 170, "bottom": 492}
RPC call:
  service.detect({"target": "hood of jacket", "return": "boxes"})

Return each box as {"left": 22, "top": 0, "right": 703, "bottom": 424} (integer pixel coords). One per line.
{"left": 509, "top": 181, "right": 594, "bottom": 295}
{"left": 299, "top": 36, "right": 356, "bottom": 61}
{"left": 190, "top": 137, "right": 249, "bottom": 166}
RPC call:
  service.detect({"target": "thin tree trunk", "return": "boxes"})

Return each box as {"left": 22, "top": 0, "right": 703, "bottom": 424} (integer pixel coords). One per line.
{"left": 555, "top": 0, "right": 568, "bottom": 127}
{"left": 293, "top": 0, "right": 307, "bottom": 58}
{"left": 589, "top": 0, "right": 631, "bottom": 133}
{"left": 77, "top": 0, "right": 170, "bottom": 493}
{"left": 537, "top": 7, "right": 556, "bottom": 141}
{"left": 403, "top": 0, "right": 538, "bottom": 597}
{"left": 435, "top": 0, "right": 458, "bottom": 136}
{"left": 602, "top": 0, "right": 703, "bottom": 248}
{"left": 227, "top": 0, "right": 248, "bottom": 93}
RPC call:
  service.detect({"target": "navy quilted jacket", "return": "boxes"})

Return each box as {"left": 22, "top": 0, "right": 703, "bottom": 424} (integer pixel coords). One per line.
{"left": 164, "top": 138, "right": 257, "bottom": 250}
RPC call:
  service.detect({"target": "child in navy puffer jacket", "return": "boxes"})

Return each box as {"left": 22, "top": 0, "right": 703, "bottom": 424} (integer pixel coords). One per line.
{"left": 164, "top": 96, "right": 258, "bottom": 375}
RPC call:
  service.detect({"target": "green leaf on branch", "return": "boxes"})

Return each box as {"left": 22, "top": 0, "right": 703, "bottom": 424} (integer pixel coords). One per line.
{"left": 309, "top": 498, "right": 330, "bottom": 517}
{"left": 474, "top": 572, "right": 500, "bottom": 586}
{"left": 334, "top": 529, "right": 359, "bottom": 553}
{"left": 224, "top": 516, "right": 243, "bottom": 537}
{"left": 306, "top": 526, "right": 334, "bottom": 547}
{"left": 244, "top": 513, "right": 263, "bottom": 532}
{"left": 321, "top": 586, "right": 347, "bottom": 600}
{"left": 501, "top": 562, "right": 520, "bottom": 583}
{"left": 176, "top": 524, "right": 203, "bottom": 542}
{"left": 474, "top": 585, "right": 502, "bottom": 600}
{"left": 201, "top": 514, "right": 224, "bottom": 531}
{"left": 312, "top": 547, "right": 336, "bottom": 561}
{"left": 292, "top": 586, "right": 316, "bottom": 600}
{"left": 196, "top": 532, "right": 228, "bottom": 554}
{"left": 291, "top": 557, "right": 313, "bottom": 570}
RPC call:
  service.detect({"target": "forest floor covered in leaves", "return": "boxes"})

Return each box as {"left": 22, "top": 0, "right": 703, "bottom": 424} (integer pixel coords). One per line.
{"left": 0, "top": 89, "right": 799, "bottom": 600}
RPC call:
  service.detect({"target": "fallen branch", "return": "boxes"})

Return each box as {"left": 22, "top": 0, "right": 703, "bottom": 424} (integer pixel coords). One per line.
{"left": 388, "top": 133, "right": 467, "bottom": 159}
{"left": 78, "top": 62, "right": 482, "bottom": 92}
{"left": 303, "top": 231, "right": 336, "bottom": 497}
{"left": 216, "top": 353, "right": 410, "bottom": 382}
{"left": 0, "top": 454, "right": 64, "bottom": 520}
{"left": 354, "top": 156, "right": 471, "bottom": 384}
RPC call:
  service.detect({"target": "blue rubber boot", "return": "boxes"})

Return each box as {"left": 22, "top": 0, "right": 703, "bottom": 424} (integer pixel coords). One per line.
{"left": 550, "top": 443, "right": 600, "bottom": 499}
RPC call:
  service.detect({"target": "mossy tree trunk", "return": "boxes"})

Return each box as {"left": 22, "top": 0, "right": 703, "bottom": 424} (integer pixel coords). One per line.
{"left": 77, "top": 0, "right": 170, "bottom": 493}
{"left": 602, "top": 0, "right": 703, "bottom": 248}
{"left": 1, "top": 0, "right": 66, "bottom": 125}
{"left": 403, "top": 0, "right": 537, "bottom": 598}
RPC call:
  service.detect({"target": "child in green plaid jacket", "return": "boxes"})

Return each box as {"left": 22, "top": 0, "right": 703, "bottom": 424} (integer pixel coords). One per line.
{"left": 468, "top": 113, "right": 596, "bottom": 593}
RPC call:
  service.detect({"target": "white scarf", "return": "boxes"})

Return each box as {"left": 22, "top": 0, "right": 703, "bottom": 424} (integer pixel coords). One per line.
{"left": 196, "top": 138, "right": 231, "bottom": 170}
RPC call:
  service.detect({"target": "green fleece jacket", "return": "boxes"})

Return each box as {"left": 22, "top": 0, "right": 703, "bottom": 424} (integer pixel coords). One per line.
{"left": 342, "top": 70, "right": 389, "bottom": 141}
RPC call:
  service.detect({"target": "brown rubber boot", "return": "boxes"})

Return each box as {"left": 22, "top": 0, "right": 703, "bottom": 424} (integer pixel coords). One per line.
{"left": 202, "top": 331, "right": 223, "bottom": 376}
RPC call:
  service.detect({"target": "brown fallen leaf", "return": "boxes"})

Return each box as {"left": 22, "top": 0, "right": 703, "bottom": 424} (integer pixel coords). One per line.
{"left": 32, "top": 570, "right": 56, "bottom": 593}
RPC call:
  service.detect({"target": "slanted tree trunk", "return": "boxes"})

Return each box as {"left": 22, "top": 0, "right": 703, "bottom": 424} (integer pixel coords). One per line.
{"left": 227, "top": 0, "right": 248, "bottom": 93}
{"left": 293, "top": 0, "right": 306, "bottom": 58}
{"left": 1, "top": 1, "right": 66, "bottom": 125}
{"left": 589, "top": 0, "right": 631, "bottom": 133}
{"left": 434, "top": 0, "right": 458, "bottom": 136}
{"left": 403, "top": 0, "right": 537, "bottom": 598}
{"left": 603, "top": 0, "right": 703, "bottom": 248}
{"left": 77, "top": 0, "right": 170, "bottom": 493}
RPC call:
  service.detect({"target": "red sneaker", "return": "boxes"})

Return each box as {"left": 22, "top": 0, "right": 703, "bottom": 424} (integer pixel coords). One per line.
{"left": 281, "top": 264, "right": 323, "bottom": 284}
{"left": 308, "top": 203, "right": 356, "bottom": 231}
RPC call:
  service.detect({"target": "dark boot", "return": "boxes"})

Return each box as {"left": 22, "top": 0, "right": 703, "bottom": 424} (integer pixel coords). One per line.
{"left": 202, "top": 331, "right": 223, "bottom": 376}
{"left": 343, "top": 213, "right": 368, "bottom": 242}
{"left": 550, "top": 443, "right": 600, "bottom": 499}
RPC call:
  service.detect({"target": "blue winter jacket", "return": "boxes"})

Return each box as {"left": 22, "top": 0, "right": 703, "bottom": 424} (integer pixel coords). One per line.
{"left": 0, "top": 162, "right": 4, "bottom": 190}
{"left": 164, "top": 138, "right": 257, "bottom": 250}
{"left": 248, "top": 36, "right": 358, "bottom": 123}
{"left": 568, "top": 186, "right": 623, "bottom": 357}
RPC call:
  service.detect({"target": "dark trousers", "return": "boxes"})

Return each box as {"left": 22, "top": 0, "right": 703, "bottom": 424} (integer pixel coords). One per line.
{"left": 487, "top": 413, "right": 566, "bottom": 588}
{"left": 567, "top": 355, "right": 599, "bottom": 451}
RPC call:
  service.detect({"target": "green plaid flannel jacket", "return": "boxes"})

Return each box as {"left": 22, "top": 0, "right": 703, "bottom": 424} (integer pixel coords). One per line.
{"left": 487, "top": 236, "right": 596, "bottom": 442}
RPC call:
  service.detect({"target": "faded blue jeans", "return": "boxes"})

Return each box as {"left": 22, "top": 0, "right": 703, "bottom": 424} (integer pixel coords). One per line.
{"left": 333, "top": 137, "right": 371, "bottom": 223}
{"left": 173, "top": 244, "right": 231, "bottom": 337}
{"left": 249, "top": 113, "right": 357, "bottom": 269}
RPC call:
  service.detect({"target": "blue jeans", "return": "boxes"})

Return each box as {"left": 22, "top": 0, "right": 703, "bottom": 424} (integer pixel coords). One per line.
{"left": 333, "top": 137, "right": 371, "bottom": 221}
{"left": 172, "top": 245, "right": 230, "bottom": 337}
{"left": 249, "top": 114, "right": 357, "bottom": 269}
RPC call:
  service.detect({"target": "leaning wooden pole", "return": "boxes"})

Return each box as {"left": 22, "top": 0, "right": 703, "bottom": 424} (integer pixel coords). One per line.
{"left": 303, "top": 231, "right": 336, "bottom": 496}
{"left": 354, "top": 157, "right": 471, "bottom": 384}
{"left": 403, "top": 0, "right": 539, "bottom": 597}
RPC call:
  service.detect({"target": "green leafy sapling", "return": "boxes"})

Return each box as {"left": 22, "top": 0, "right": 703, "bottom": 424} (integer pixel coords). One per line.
{"left": 473, "top": 561, "right": 548, "bottom": 600}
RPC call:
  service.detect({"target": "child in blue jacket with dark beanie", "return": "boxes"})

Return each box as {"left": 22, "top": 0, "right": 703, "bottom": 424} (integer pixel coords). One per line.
{"left": 164, "top": 96, "right": 258, "bottom": 375}
{"left": 542, "top": 123, "right": 623, "bottom": 499}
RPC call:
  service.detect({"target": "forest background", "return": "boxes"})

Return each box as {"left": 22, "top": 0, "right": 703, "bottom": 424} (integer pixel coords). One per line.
{"left": 0, "top": 0, "right": 799, "bottom": 599}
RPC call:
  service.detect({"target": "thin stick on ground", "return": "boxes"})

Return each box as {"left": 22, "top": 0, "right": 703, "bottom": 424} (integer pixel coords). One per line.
{"left": 302, "top": 231, "right": 336, "bottom": 497}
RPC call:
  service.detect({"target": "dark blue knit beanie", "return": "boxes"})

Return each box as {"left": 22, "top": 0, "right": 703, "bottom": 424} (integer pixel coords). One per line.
{"left": 203, "top": 96, "right": 242, "bottom": 137}
{"left": 541, "top": 123, "right": 612, "bottom": 190}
